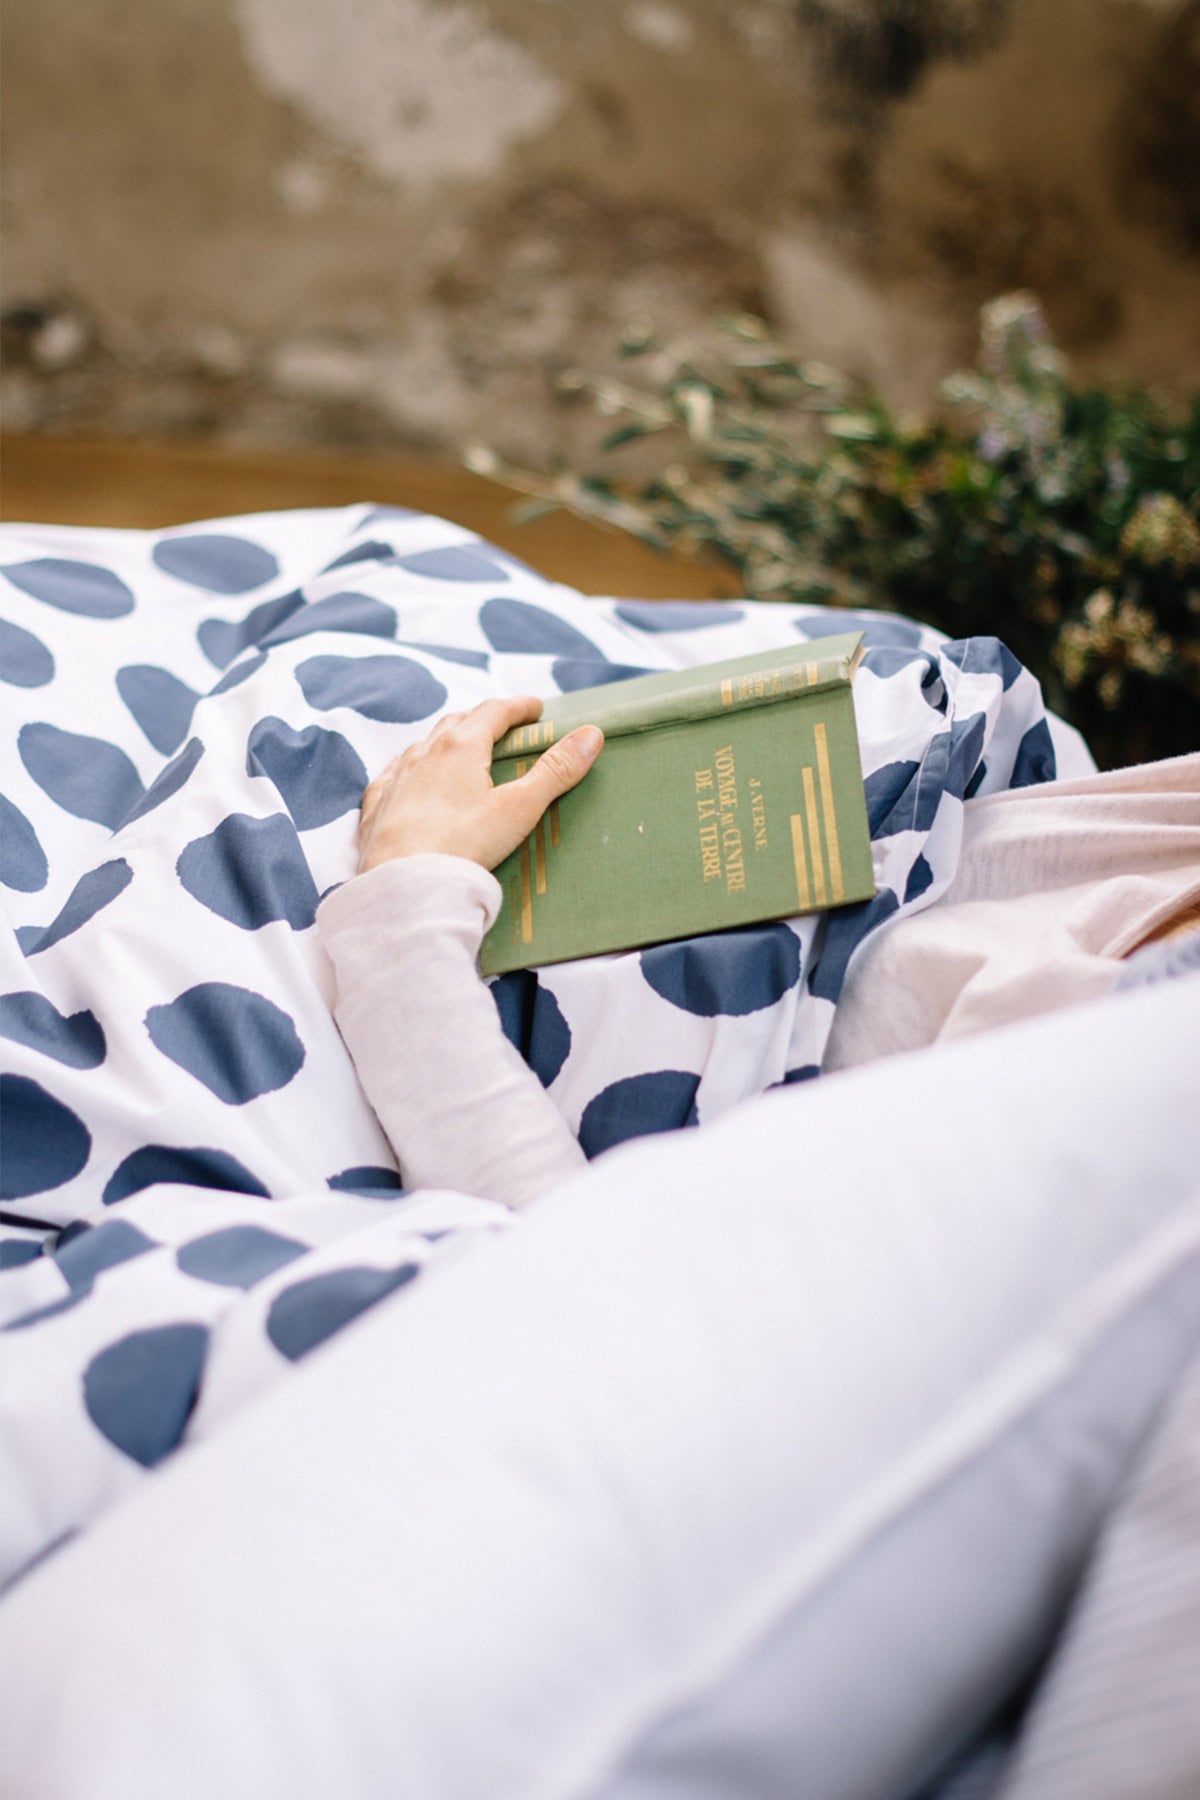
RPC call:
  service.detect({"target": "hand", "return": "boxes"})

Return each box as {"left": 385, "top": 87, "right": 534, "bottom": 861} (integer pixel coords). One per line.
{"left": 357, "top": 696, "right": 604, "bottom": 875}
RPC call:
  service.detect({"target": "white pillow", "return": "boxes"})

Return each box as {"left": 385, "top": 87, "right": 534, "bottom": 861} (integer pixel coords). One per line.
{"left": 2, "top": 976, "right": 1198, "bottom": 1800}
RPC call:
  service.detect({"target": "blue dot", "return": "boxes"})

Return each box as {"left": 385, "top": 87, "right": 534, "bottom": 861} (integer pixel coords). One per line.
{"left": 197, "top": 591, "right": 304, "bottom": 669}
{"left": 176, "top": 1225, "right": 306, "bottom": 1289}
{"left": 2, "top": 557, "right": 134, "bottom": 618}
{"left": 266, "top": 1263, "right": 420, "bottom": 1361}
{"left": 807, "top": 889, "right": 900, "bottom": 1003}
{"left": 396, "top": 640, "right": 491, "bottom": 671}
{"left": 208, "top": 651, "right": 268, "bottom": 694}
{"left": 552, "top": 659, "right": 654, "bottom": 692}
{"left": 904, "top": 853, "right": 935, "bottom": 903}
{"left": 398, "top": 545, "right": 511, "bottom": 583}
{"left": 640, "top": 925, "right": 801, "bottom": 1017}
{"left": 121, "top": 737, "right": 205, "bottom": 827}
{"left": 322, "top": 540, "right": 397, "bottom": 573}
{"left": 863, "top": 759, "right": 921, "bottom": 837}
{"left": 17, "top": 859, "right": 132, "bottom": 957}
{"left": 145, "top": 982, "right": 305, "bottom": 1104}
{"left": 0, "top": 618, "right": 55, "bottom": 688}
{"left": 83, "top": 1323, "right": 209, "bottom": 1466}
{"left": 18, "top": 723, "right": 144, "bottom": 828}
{"left": 0, "top": 991, "right": 106, "bottom": 1067}
{"left": 4, "top": 1290, "right": 91, "bottom": 1331}
{"left": 295, "top": 653, "right": 448, "bottom": 724}
{"left": 327, "top": 1165, "right": 404, "bottom": 1196}
{"left": 615, "top": 601, "right": 746, "bottom": 632}
{"left": 176, "top": 813, "right": 319, "bottom": 931}
{"left": 490, "top": 971, "right": 572, "bottom": 1086}
{"left": 55, "top": 1220, "right": 157, "bottom": 1290}
{"left": 775, "top": 1064, "right": 820, "bottom": 1086}
{"left": 0, "top": 794, "right": 48, "bottom": 893}
{"left": 797, "top": 612, "right": 924, "bottom": 649}
{"left": 153, "top": 534, "right": 279, "bottom": 595}
{"left": 259, "top": 591, "right": 398, "bottom": 649}
{"left": 103, "top": 1144, "right": 272, "bottom": 1206}
{"left": 942, "top": 637, "right": 1024, "bottom": 692}
{"left": 1010, "top": 717, "right": 1057, "bottom": 789}
{"left": 860, "top": 646, "right": 936, "bottom": 683}
{"left": 246, "top": 718, "right": 367, "bottom": 830}
{"left": 1, "top": 1240, "right": 43, "bottom": 1270}
{"left": 0, "top": 1074, "right": 91, "bottom": 1199}
{"left": 116, "top": 665, "right": 199, "bottom": 754}
{"left": 479, "top": 598, "right": 603, "bottom": 658}
{"left": 578, "top": 1069, "right": 700, "bottom": 1158}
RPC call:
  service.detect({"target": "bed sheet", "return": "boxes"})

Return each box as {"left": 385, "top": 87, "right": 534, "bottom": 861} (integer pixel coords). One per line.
{"left": 2, "top": 501, "right": 1065, "bottom": 1586}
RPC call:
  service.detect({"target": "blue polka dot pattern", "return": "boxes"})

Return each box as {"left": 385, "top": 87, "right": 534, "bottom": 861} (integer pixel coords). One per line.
{"left": 396, "top": 640, "right": 490, "bottom": 670}
{"left": 0, "top": 1241, "right": 43, "bottom": 1270}
{"left": 615, "top": 601, "right": 746, "bottom": 632}
{"left": 776, "top": 1064, "right": 820, "bottom": 1085}
{"left": 18, "top": 723, "right": 144, "bottom": 828}
{"left": 120, "top": 737, "right": 205, "bottom": 827}
{"left": 246, "top": 718, "right": 367, "bottom": 829}
{"left": 904, "top": 853, "right": 935, "bottom": 903}
{"left": 479, "top": 598, "right": 603, "bottom": 659}
{"left": 0, "top": 795, "right": 49, "bottom": 893}
{"left": 258, "top": 591, "right": 398, "bottom": 648}
{"left": 552, "top": 659, "right": 653, "bottom": 693}
{"left": 144, "top": 983, "right": 305, "bottom": 1104}
{"left": 0, "top": 618, "right": 55, "bottom": 687}
{"left": 2, "top": 557, "right": 134, "bottom": 618}
{"left": 208, "top": 651, "right": 268, "bottom": 694}
{"left": 1010, "top": 718, "right": 1057, "bottom": 789}
{"left": 55, "top": 1220, "right": 157, "bottom": 1291}
{"left": 197, "top": 592, "right": 304, "bottom": 669}
{"left": 398, "top": 545, "right": 511, "bottom": 582}
{"left": 153, "top": 534, "right": 279, "bottom": 595}
{"left": 578, "top": 1069, "right": 700, "bottom": 1159}
{"left": 83, "top": 1323, "right": 209, "bottom": 1466}
{"left": 176, "top": 813, "right": 319, "bottom": 931}
{"left": 0, "top": 992, "right": 106, "bottom": 1068}
{"left": 116, "top": 665, "right": 199, "bottom": 755}
{"left": 327, "top": 1166, "right": 404, "bottom": 1195}
{"left": 266, "top": 1263, "right": 420, "bottom": 1361}
{"left": 798, "top": 612, "right": 924, "bottom": 648}
{"left": 490, "top": 972, "right": 572, "bottom": 1087}
{"left": 294, "top": 653, "right": 447, "bottom": 724}
{"left": 176, "top": 1225, "right": 306, "bottom": 1289}
{"left": 321, "top": 540, "right": 397, "bottom": 573}
{"left": 942, "top": 637, "right": 1024, "bottom": 692}
{"left": 17, "top": 859, "right": 133, "bottom": 957}
{"left": 103, "top": 1144, "right": 272, "bottom": 1207}
{"left": 0, "top": 1074, "right": 91, "bottom": 1199}
{"left": 640, "top": 925, "right": 801, "bottom": 1017}
{"left": 807, "top": 889, "right": 900, "bottom": 1003}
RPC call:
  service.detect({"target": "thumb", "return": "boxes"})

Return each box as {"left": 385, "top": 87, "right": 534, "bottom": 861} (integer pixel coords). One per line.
{"left": 504, "top": 725, "right": 603, "bottom": 831}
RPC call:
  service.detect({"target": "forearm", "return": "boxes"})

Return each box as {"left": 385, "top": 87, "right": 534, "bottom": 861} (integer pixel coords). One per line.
{"left": 317, "top": 856, "right": 586, "bottom": 1210}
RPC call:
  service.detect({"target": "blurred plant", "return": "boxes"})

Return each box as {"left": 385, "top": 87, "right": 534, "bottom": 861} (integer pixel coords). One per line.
{"left": 467, "top": 293, "right": 1199, "bottom": 767}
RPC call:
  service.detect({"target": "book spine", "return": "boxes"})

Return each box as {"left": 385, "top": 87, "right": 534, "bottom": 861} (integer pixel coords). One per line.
{"left": 493, "top": 651, "right": 855, "bottom": 761}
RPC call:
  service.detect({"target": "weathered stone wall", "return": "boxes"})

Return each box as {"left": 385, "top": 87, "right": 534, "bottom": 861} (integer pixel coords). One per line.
{"left": 3, "top": 0, "right": 1197, "bottom": 463}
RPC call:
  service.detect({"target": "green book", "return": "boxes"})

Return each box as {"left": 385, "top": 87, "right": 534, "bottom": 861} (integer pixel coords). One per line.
{"left": 480, "top": 632, "right": 875, "bottom": 975}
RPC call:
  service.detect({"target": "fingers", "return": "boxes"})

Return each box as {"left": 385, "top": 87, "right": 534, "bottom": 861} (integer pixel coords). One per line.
{"left": 430, "top": 695, "right": 543, "bottom": 747}
{"left": 503, "top": 725, "right": 604, "bottom": 833}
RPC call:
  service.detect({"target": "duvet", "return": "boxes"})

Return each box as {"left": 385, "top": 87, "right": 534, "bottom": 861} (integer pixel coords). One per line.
{"left": 1, "top": 500, "right": 1074, "bottom": 1590}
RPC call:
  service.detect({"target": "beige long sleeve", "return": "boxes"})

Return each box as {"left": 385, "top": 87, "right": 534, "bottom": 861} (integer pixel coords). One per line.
{"left": 317, "top": 856, "right": 586, "bottom": 1209}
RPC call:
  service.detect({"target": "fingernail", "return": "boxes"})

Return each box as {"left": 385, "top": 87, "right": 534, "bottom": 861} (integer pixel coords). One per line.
{"left": 572, "top": 725, "right": 603, "bottom": 761}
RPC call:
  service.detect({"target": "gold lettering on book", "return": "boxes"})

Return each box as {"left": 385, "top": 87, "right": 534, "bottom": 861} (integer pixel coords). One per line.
{"left": 749, "top": 776, "right": 767, "bottom": 850}
{"left": 723, "top": 823, "right": 746, "bottom": 893}
{"left": 535, "top": 818, "right": 548, "bottom": 894}
{"left": 516, "top": 761, "right": 534, "bottom": 941}
{"left": 715, "top": 745, "right": 738, "bottom": 815}
{"left": 813, "top": 723, "right": 844, "bottom": 903}
{"left": 790, "top": 812, "right": 811, "bottom": 910}
{"left": 803, "top": 765, "right": 828, "bottom": 907}
{"left": 699, "top": 820, "right": 721, "bottom": 881}
{"left": 721, "top": 678, "right": 734, "bottom": 706}
{"left": 806, "top": 662, "right": 820, "bottom": 687}
{"left": 549, "top": 801, "right": 560, "bottom": 847}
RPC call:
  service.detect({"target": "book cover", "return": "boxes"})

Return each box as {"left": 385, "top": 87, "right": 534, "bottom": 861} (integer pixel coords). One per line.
{"left": 481, "top": 632, "right": 875, "bottom": 975}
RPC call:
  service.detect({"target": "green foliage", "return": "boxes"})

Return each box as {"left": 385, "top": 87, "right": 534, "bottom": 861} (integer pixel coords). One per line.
{"left": 469, "top": 295, "right": 1200, "bottom": 767}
